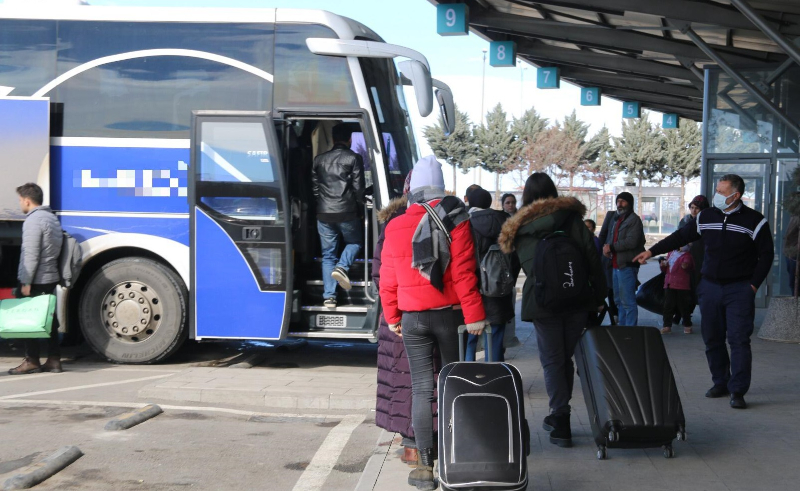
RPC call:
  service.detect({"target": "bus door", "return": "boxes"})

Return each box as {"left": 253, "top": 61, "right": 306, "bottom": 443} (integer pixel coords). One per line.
{"left": 190, "top": 111, "right": 292, "bottom": 340}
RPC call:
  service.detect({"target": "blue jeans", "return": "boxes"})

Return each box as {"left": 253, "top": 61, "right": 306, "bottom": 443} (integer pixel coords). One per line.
{"left": 465, "top": 323, "right": 506, "bottom": 362}
{"left": 613, "top": 267, "right": 638, "bottom": 326}
{"left": 317, "top": 219, "right": 362, "bottom": 299}
{"left": 787, "top": 256, "right": 797, "bottom": 294}
{"left": 697, "top": 279, "right": 755, "bottom": 395}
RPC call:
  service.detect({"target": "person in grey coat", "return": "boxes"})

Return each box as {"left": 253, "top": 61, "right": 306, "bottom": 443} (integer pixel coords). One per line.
{"left": 598, "top": 192, "right": 646, "bottom": 326}
{"left": 9, "top": 183, "right": 64, "bottom": 375}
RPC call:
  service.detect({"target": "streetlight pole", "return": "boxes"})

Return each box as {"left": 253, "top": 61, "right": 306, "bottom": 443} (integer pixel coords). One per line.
{"left": 478, "top": 48, "right": 487, "bottom": 187}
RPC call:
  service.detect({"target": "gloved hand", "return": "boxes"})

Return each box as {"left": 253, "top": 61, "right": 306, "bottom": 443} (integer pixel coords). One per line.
{"left": 466, "top": 320, "right": 486, "bottom": 336}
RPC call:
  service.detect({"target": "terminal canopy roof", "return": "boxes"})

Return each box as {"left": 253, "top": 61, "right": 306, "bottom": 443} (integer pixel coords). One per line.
{"left": 427, "top": 0, "right": 800, "bottom": 121}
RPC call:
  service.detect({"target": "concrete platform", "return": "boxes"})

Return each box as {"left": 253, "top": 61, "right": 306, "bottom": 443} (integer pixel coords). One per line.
{"left": 358, "top": 266, "right": 796, "bottom": 491}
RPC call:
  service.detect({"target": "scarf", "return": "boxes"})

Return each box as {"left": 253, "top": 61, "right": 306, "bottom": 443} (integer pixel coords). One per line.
{"left": 410, "top": 195, "right": 469, "bottom": 292}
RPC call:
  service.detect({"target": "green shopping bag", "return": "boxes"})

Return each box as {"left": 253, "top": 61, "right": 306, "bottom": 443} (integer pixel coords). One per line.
{"left": 0, "top": 295, "right": 56, "bottom": 339}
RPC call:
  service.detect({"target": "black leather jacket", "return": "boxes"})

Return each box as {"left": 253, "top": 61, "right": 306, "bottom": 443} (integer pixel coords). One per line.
{"left": 312, "top": 144, "right": 365, "bottom": 217}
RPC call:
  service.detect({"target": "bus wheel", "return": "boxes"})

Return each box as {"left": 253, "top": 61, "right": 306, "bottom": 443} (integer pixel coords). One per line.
{"left": 79, "top": 257, "right": 188, "bottom": 364}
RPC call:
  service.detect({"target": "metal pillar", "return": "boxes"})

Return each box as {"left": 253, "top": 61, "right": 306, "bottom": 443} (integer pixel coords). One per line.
{"left": 677, "top": 23, "right": 800, "bottom": 137}
{"left": 729, "top": 0, "right": 800, "bottom": 69}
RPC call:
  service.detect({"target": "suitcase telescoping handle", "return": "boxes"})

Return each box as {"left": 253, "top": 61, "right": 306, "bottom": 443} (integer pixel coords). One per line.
{"left": 457, "top": 324, "right": 494, "bottom": 362}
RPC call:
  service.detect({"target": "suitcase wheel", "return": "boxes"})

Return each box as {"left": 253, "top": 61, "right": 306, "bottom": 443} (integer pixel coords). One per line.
{"left": 607, "top": 428, "right": 619, "bottom": 443}
{"left": 662, "top": 445, "right": 674, "bottom": 459}
{"left": 676, "top": 424, "right": 687, "bottom": 442}
{"left": 596, "top": 445, "right": 607, "bottom": 460}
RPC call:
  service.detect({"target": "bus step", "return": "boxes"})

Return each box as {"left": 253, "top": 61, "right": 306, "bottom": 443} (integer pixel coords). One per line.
{"left": 301, "top": 305, "right": 369, "bottom": 313}
{"left": 305, "top": 280, "right": 371, "bottom": 287}
{"left": 288, "top": 330, "right": 377, "bottom": 340}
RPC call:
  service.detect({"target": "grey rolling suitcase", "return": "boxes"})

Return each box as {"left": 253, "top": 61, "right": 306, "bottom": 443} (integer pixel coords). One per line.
{"left": 575, "top": 325, "right": 687, "bottom": 460}
{"left": 437, "top": 325, "right": 530, "bottom": 490}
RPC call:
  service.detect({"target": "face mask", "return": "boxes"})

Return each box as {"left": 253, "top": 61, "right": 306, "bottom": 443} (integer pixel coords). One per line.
{"left": 713, "top": 192, "right": 736, "bottom": 209}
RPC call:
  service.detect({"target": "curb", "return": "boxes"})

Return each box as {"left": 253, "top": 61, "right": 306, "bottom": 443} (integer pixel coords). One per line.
{"left": 105, "top": 404, "right": 163, "bottom": 431}
{"left": 2, "top": 446, "right": 83, "bottom": 490}
{"left": 354, "top": 429, "right": 394, "bottom": 491}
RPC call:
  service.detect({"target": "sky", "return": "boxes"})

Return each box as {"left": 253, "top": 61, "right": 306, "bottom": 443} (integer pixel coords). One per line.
{"left": 2, "top": 0, "right": 678, "bottom": 195}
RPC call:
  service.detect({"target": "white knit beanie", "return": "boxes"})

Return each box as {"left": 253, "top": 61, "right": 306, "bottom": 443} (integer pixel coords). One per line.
{"left": 409, "top": 155, "right": 446, "bottom": 193}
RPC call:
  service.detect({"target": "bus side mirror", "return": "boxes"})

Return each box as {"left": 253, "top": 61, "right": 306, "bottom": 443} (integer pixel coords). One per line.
{"left": 433, "top": 79, "right": 455, "bottom": 136}
{"left": 398, "top": 60, "right": 433, "bottom": 118}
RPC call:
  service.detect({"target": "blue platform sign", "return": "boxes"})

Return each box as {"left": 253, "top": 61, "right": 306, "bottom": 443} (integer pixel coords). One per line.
{"left": 489, "top": 41, "right": 516, "bottom": 67}
{"left": 581, "top": 87, "right": 601, "bottom": 106}
{"left": 437, "top": 4, "right": 469, "bottom": 36}
{"left": 623, "top": 102, "right": 641, "bottom": 119}
{"left": 537, "top": 67, "right": 560, "bottom": 89}
{"left": 663, "top": 113, "right": 679, "bottom": 129}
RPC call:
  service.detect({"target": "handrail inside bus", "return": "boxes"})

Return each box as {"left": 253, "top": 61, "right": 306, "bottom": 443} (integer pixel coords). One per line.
{"left": 32, "top": 49, "right": 274, "bottom": 98}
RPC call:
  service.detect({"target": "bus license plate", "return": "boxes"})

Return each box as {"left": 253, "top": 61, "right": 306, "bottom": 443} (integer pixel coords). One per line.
{"left": 316, "top": 314, "right": 347, "bottom": 328}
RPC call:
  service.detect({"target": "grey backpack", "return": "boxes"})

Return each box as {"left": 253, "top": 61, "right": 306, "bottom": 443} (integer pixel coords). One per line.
{"left": 478, "top": 244, "right": 514, "bottom": 298}
{"left": 58, "top": 231, "right": 83, "bottom": 288}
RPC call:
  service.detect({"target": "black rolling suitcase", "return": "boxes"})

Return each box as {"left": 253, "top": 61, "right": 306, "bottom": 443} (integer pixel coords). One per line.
{"left": 437, "top": 325, "right": 529, "bottom": 491}
{"left": 575, "top": 325, "right": 687, "bottom": 460}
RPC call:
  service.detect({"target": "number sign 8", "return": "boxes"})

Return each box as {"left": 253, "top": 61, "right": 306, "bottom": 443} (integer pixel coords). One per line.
{"left": 490, "top": 41, "right": 516, "bottom": 67}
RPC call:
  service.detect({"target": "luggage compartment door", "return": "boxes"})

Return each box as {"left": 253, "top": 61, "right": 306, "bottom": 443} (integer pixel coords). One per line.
{"left": 190, "top": 112, "right": 292, "bottom": 340}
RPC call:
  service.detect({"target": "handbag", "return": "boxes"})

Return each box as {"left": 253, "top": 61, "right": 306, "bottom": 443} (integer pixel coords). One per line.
{"left": 636, "top": 271, "right": 666, "bottom": 315}
{"left": 0, "top": 295, "right": 57, "bottom": 339}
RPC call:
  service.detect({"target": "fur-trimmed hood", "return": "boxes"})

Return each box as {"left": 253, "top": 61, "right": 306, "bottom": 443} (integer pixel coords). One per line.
{"left": 498, "top": 196, "right": 586, "bottom": 253}
{"left": 377, "top": 196, "right": 408, "bottom": 223}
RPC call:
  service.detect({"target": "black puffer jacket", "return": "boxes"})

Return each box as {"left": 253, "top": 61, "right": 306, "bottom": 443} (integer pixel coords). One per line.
{"left": 470, "top": 208, "right": 519, "bottom": 325}
{"left": 311, "top": 144, "right": 365, "bottom": 218}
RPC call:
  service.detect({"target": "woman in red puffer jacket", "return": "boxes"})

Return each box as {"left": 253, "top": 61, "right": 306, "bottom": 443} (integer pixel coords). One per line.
{"left": 379, "top": 156, "right": 485, "bottom": 490}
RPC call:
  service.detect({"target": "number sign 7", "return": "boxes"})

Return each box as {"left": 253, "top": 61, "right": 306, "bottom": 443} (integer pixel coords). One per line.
{"left": 537, "top": 67, "right": 560, "bottom": 89}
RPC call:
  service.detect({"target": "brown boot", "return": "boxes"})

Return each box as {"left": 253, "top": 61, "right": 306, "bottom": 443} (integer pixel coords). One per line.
{"left": 407, "top": 448, "right": 436, "bottom": 490}
{"left": 41, "top": 357, "right": 62, "bottom": 373}
{"left": 401, "top": 447, "right": 419, "bottom": 467}
{"left": 8, "top": 357, "right": 41, "bottom": 375}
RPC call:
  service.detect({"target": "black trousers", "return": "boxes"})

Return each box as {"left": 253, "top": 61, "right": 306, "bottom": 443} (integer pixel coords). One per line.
{"left": 402, "top": 308, "right": 463, "bottom": 451}
{"left": 663, "top": 288, "right": 693, "bottom": 328}
{"left": 17, "top": 283, "right": 61, "bottom": 359}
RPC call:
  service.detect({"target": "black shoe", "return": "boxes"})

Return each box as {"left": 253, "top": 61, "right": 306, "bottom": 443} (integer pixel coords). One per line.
{"left": 542, "top": 414, "right": 556, "bottom": 432}
{"left": 548, "top": 413, "right": 572, "bottom": 448}
{"left": 730, "top": 393, "right": 747, "bottom": 409}
{"left": 705, "top": 385, "right": 730, "bottom": 398}
{"left": 331, "top": 267, "right": 352, "bottom": 290}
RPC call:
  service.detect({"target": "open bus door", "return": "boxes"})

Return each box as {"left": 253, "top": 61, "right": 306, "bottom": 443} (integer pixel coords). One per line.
{"left": 190, "top": 111, "right": 292, "bottom": 340}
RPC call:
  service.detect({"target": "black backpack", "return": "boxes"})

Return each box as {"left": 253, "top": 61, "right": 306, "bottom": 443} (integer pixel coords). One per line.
{"left": 533, "top": 229, "right": 590, "bottom": 312}
{"left": 477, "top": 244, "right": 515, "bottom": 298}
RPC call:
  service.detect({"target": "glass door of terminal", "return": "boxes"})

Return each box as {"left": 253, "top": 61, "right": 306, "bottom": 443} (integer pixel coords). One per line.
{"left": 708, "top": 160, "right": 772, "bottom": 307}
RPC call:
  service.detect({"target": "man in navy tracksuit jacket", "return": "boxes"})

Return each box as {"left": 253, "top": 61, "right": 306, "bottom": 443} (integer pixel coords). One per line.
{"left": 635, "top": 174, "right": 774, "bottom": 410}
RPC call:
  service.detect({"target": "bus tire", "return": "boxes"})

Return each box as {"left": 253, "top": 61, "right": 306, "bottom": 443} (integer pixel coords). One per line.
{"left": 78, "top": 257, "right": 188, "bottom": 364}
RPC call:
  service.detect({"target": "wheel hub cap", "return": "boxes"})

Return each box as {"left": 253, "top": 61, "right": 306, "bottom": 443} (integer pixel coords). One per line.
{"left": 102, "top": 281, "right": 161, "bottom": 343}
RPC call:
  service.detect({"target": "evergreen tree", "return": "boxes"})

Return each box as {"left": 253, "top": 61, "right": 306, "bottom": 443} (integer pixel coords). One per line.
{"left": 611, "top": 114, "right": 665, "bottom": 215}
{"left": 662, "top": 118, "right": 702, "bottom": 212}
{"left": 423, "top": 104, "right": 479, "bottom": 192}
{"left": 475, "top": 103, "right": 519, "bottom": 204}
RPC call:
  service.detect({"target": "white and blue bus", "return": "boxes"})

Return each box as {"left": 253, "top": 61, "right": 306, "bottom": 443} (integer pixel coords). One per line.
{"left": 0, "top": 5, "right": 455, "bottom": 363}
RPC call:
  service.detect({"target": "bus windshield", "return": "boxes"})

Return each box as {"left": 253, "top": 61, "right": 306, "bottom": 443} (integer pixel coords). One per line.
{"left": 359, "top": 57, "right": 420, "bottom": 197}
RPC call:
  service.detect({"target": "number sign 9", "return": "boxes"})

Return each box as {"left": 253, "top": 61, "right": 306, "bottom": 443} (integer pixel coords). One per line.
{"left": 437, "top": 4, "right": 469, "bottom": 36}
{"left": 581, "top": 87, "right": 601, "bottom": 106}
{"left": 490, "top": 41, "right": 516, "bottom": 67}
{"left": 537, "top": 67, "right": 560, "bottom": 89}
